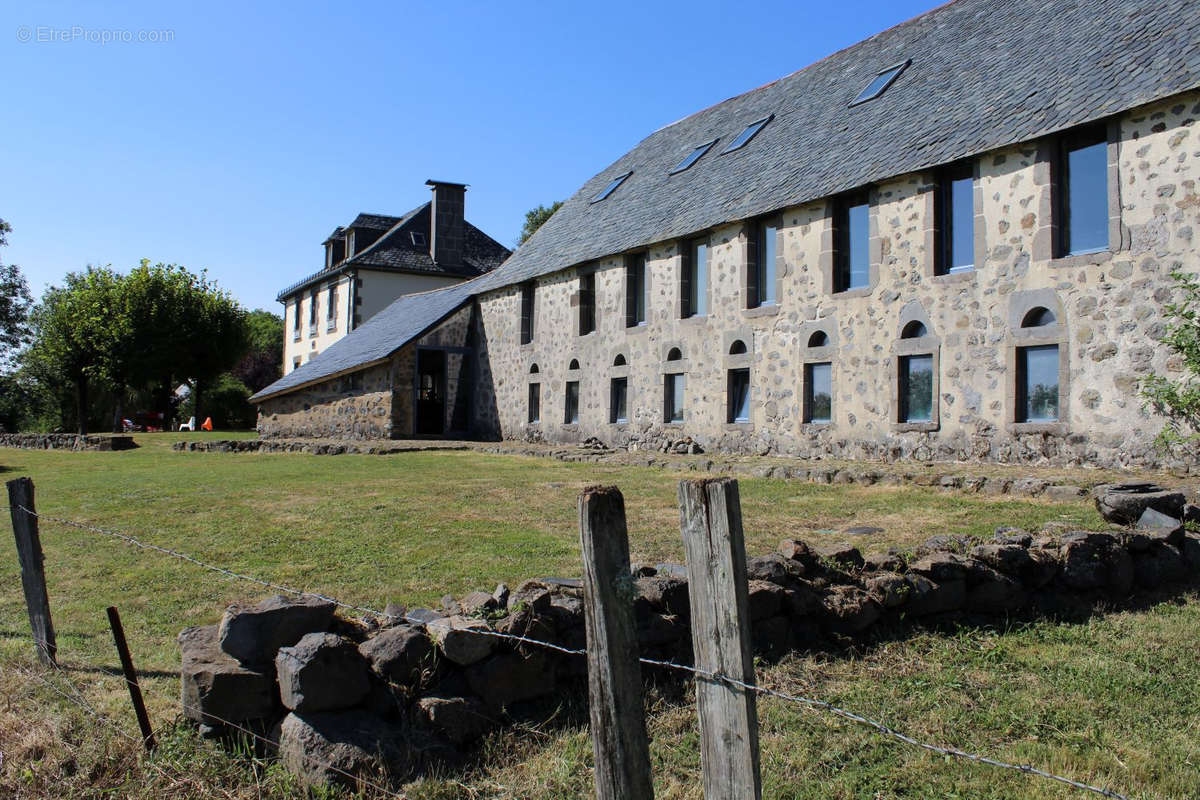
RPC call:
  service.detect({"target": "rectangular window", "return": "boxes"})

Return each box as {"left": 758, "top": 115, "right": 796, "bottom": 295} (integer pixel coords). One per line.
{"left": 625, "top": 254, "right": 646, "bottom": 327}
{"left": 805, "top": 362, "right": 832, "bottom": 424}
{"left": 748, "top": 219, "right": 777, "bottom": 308}
{"left": 1059, "top": 128, "right": 1109, "bottom": 256}
{"left": 727, "top": 369, "right": 750, "bottom": 424}
{"left": 834, "top": 197, "right": 870, "bottom": 292}
{"left": 610, "top": 377, "right": 628, "bottom": 424}
{"left": 520, "top": 283, "right": 535, "bottom": 344}
{"left": 664, "top": 373, "right": 685, "bottom": 423}
{"left": 899, "top": 354, "right": 934, "bottom": 423}
{"left": 326, "top": 284, "right": 338, "bottom": 324}
{"left": 293, "top": 299, "right": 302, "bottom": 335}
{"left": 309, "top": 289, "right": 319, "bottom": 326}
{"left": 527, "top": 383, "right": 541, "bottom": 424}
{"left": 578, "top": 273, "right": 595, "bottom": 335}
{"left": 1017, "top": 345, "right": 1059, "bottom": 422}
{"left": 564, "top": 380, "right": 580, "bottom": 424}
{"left": 681, "top": 238, "right": 708, "bottom": 318}
{"left": 936, "top": 163, "right": 975, "bottom": 274}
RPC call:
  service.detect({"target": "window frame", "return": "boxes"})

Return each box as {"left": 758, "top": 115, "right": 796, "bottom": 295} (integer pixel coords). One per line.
{"left": 726, "top": 368, "right": 751, "bottom": 424}
{"left": 745, "top": 216, "right": 781, "bottom": 310}
{"left": 663, "top": 372, "right": 686, "bottom": 424}
{"left": 827, "top": 192, "right": 876, "bottom": 296}
{"left": 720, "top": 115, "right": 773, "bottom": 155}
{"left": 577, "top": 271, "right": 596, "bottom": 336}
{"left": 669, "top": 139, "right": 718, "bottom": 174}
{"left": 933, "top": 160, "right": 981, "bottom": 277}
{"left": 591, "top": 171, "right": 632, "bottom": 203}
{"left": 1056, "top": 125, "right": 1109, "bottom": 259}
{"left": 848, "top": 59, "right": 911, "bottom": 107}
{"left": 519, "top": 282, "right": 535, "bottom": 345}
{"left": 609, "top": 376, "right": 629, "bottom": 424}
{"left": 892, "top": 308, "right": 940, "bottom": 431}
{"left": 680, "top": 237, "right": 709, "bottom": 319}
{"left": 564, "top": 379, "right": 580, "bottom": 425}
{"left": 625, "top": 252, "right": 647, "bottom": 328}
{"left": 527, "top": 381, "right": 541, "bottom": 424}
{"left": 1006, "top": 291, "right": 1069, "bottom": 434}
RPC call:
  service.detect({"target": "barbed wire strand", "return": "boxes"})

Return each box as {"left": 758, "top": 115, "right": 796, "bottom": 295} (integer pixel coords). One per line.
{"left": 17, "top": 505, "right": 1129, "bottom": 799}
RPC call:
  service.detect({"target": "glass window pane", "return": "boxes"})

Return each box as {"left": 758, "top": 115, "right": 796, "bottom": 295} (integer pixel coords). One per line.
{"left": 902, "top": 354, "right": 933, "bottom": 422}
{"left": 671, "top": 141, "right": 716, "bottom": 174}
{"left": 665, "top": 373, "right": 685, "bottom": 423}
{"left": 848, "top": 202, "right": 870, "bottom": 289}
{"left": 1065, "top": 139, "right": 1108, "bottom": 254}
{"left": 565, "top": 381, "right": 579, "bottom": 424}
{"left": 729, "top": 369, "right": 750, "bottom": 423}
{"left": 528, "top": 383, "right": 540, "bottom": 424}
{"left": 808, "top": 362, "right": 832, "bottom": 424}
{"left": 612, "top": 378, "right": 628, "bottom": 423}
{"left": 760, "top": 224, "right": 777, "bottom": 305}
{"left": 949, "top": 175, "right": 974, "bottom": 271}
{"left": 694, "top": 242, "right": 707, "bottom": 316}
{"left": 721, "top": 117, "right": 771, "bottom": 154}
{"left": 1022, "top": 345, "right": 1059, "bottom": 422}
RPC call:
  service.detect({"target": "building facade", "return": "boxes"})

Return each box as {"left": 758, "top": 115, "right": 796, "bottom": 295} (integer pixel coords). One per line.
{"left": 278, "top": 181, "right": 509, "bottom": 374}
{"left": 252, "top": 0, "right": 1200, "bottom": 469}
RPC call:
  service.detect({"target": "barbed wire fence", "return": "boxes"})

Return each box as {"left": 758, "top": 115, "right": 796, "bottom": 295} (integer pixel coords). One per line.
{"left": 4, "top": 493, "right": 1131, "bottom": 799}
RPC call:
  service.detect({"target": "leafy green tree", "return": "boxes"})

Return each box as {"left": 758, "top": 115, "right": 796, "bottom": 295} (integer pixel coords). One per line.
{"left": 25, "top": 267, "right": 126, "bottom": 434}
{"left": 518, "top": 201, "right": 563, "bottom": 245}
{"left": 0, "top": 219, "right": 33, "bottom": 368}
{"left": 1142, "top": 269, "right": 1200, "bottom": 445}
{"left": 232, "top": 309, "right": 283, "bottom": 392}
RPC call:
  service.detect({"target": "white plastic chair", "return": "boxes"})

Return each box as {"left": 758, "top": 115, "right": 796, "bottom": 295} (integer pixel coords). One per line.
{"left": 178, "top": 416, "right": 196, "bottom": 432}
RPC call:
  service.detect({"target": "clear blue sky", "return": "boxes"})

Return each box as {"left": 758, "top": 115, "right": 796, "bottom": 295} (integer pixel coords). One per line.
{"left": 3, "top": 0, "right": 938, "bottom": 312}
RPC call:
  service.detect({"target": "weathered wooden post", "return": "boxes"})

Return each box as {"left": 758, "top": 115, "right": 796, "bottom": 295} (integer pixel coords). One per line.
{"left": 6, "top": 477, "right": 57, "bottom": 666}
{"left": 579, "top": 485, "right": 654, "bottom": 799}
{"left": 678, "top": 478, "right": 761, "bottom": 799}
{"left": 106, "top": 606, "right": 157, "bottom": 751}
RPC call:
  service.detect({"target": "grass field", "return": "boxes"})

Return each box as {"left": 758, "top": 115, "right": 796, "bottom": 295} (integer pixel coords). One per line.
{"left": 0, "top": 434, "right": 1197, "bottom": 799}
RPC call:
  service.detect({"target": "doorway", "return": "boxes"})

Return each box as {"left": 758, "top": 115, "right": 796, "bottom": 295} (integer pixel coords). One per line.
{"left": 416, "top": 350, "right": 446, "bottom": 435}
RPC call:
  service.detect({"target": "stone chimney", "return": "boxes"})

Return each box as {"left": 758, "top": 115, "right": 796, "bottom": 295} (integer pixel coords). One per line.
{"left": 426, "top": 180, "right": 467, "bottom": 268}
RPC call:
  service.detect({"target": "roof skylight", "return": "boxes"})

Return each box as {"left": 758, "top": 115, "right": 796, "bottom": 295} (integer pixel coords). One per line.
{"left": 721, "top": 115, "right": 773, "bottom": 155}
{"left": 590, "top": 171, "right": 632, "bottom": 203}
{"left": 669, "top": 139, "right": 718, "bottom": 174}
{"left": 849, "top": 59, "right": 911, "bottom": 106}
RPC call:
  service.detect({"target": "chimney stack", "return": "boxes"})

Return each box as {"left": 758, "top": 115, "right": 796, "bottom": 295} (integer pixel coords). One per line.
{"left": 426, "top": 180, "right": 467, "bottom": 268}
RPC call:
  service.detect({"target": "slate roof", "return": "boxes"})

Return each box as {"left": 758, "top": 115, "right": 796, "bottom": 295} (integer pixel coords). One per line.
{"left": 274, "top": 203, "right": 511, "bottom": 301}
{"left": 253, "top": 0, "right": 1200, "bottom": 402}
{"left": 348, "top": 213, "right": 403, "bottom": 231}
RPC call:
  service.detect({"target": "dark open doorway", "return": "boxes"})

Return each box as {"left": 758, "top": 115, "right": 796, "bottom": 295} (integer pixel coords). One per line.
{"left": 416, "top": 350, "right": 446, "bottom": 435}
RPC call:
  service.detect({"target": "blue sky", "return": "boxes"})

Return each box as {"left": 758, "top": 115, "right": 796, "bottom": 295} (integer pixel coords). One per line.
{"left": 3, "top": 0, "right": 938, "bottom": 312}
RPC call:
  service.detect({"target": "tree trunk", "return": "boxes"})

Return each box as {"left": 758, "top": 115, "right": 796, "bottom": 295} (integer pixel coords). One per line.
{"left": 159, "top": 377, "right": 172, "bottom": 431}
{"left": 76, "top": 373, "right": 89, "bottom": 435}
{"left": 193, "top": 378, "right": 203, "bottom": 431}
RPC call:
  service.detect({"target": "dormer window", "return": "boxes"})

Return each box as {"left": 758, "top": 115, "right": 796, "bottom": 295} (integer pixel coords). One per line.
{"left": 721, "top": 116, "right": 772, "bottom": 155}
{"left": 591, "top": 171, "right": 632, "bottom": 203}
{"left": 850, "top": 59, "right": 910, "bottom": 107}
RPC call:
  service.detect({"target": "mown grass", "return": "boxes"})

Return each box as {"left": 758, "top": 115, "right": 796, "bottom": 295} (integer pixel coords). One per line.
{"left": 0, "top": 434, "right": 1196, "bottom": 799}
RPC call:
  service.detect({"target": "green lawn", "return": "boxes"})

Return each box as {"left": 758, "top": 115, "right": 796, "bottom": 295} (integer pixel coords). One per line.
{"left": 0, "top": 434, "right": 1196, "bottom": 799}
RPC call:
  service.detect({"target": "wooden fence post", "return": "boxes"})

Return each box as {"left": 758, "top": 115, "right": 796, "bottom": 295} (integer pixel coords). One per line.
{"left": 579, "top": 485, "right": 654, "bottom": 800}
{"left": 6, "top": 477, "right": 57, "bottom": 667}
{"left": 678, "top": 478, "right": 761, "bottom": 800}
{"left": 106, "top": 606, "right": 157, "bottom": 751}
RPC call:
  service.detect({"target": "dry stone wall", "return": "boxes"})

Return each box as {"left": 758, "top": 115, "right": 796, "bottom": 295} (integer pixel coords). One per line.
{"left": 180, "top": 488, "right": 1200, "bottom": 790}
{"left": 0, "top": 433, "right": 137, "bottom": 451}
{"left": 474, "top": 92, "right": 1200, "bottom": 469}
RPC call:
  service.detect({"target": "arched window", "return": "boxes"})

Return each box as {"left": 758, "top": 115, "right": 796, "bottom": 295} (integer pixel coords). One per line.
{"left": 901, "top": 320, "right": 927, "bottom": 339}
{"left": 1022, "top": 307, "right": 1056, "bottom": 328}
{"left": 729, "top": 339, "right": 747, "bottom": 355}
{"left": 666, "top": 347, "right": 683, "bottom": 361}
{"left": 568, "top": 358, "right": 580, "bottom": 370}
{"left": 808, "top": 330, "right": 829, "bottom": 348}
{"left": 529, "top": 363, "right": 540, "bottom": 374}
{"left": 613, "top": 353, "right": 627, "bottom": 367}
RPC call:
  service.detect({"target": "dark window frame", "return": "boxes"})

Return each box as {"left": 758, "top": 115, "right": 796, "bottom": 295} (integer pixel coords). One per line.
{"left": 670, "top": 140, "right": 718, "bottom": 174}
{"left": 803, "top": 361, "right": 833, "bottom": 425}
{"left": 519, "top": 282, "right": 535, "bottom": 345}
{"left": 527, "top": 382, "right": 541, "bottom": 424}
{"left": 663, "top": 372, "right": 685, "bottom": 423}
{"left": 898, "top": 353, "right": 935, "bottom": 424}
{"left": 934, "top": 161, "right": 976, "bottom": 275}
{"left": 610, "top": 377, "right": 629, "bottom": 424}
{"left": 625, "top": 253, "right": 647, "bottom": 327}
{"left": 832, "top": 193, "right": 871, "bottom": 293}
{"left": 747, "top": 216, "right": 779, "bottom": 308}
{"left": 720, "top": 115, "right": 773, "bottom": 155}
{"left": 578, "top": 272, "right": 596, "bottom": 335}
{"left": 564, "top": 379, "right": 580, "bottom": 424}
{"left": 727, "top": 368, "right": 751, "bottom": 424}
{"left": 1015, "top": 344, "right": 1060, "bottom": 423}
{"left": 1055, "top": 124, "right": 1109, "bottom": 258}
{"left": 849, "top": 59, "right": 911, "bottom": 107}
{"left": 681, "top": 237, "right": 709, "bottom": 318}
{"left": 591, "top": 171, "right": 632, "bottom": 203}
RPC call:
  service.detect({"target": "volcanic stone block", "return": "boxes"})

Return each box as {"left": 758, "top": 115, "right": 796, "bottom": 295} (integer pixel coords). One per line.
{"left": 818, "top": 585, "right": 880, "bottom": 633}
{"left": 276, "top": 633, "right": 370, "bottom": 713}
{"left": 1132, "top": 542, "right": 1188, "bottom": 588}
{"left": 218, "top": 594, "right": 335, "bottom": 666}
{"left": 358, "top": 625, "right": 436, "bottom": 686}
{"left": 415, "top": 695, "right": 496, "bottom": 745}
{"left": 1092, "top": 483, "right": 1186, "bottom": 526}
{"left": 426, "top": 616, "right": 497, "bottom": 666}
{"left": 904, "top": 575, "right": 966, "bottom": 617}
{"left": 634, "top": 575, "right": 689, "bottom": 617}
{"left": 179, "top": 625, "right": 276, "bottom": 725}
{"left": 465, "top": 650, "right": 556, "bottom": 711}
{"left": 278, "top": 710, "right": 409, "bottom": 788}
{"left": 747, "top": 580, "right": 785, "bottom": 621}
{"left": 865, "top": 572, "right": 910, "bottom": 608}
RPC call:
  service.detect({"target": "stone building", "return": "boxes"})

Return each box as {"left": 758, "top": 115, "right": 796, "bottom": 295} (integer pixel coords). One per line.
{"left": 252, "top": 0, "right": 1200, "bottom": 468}
{"left": 277, "top": 181, "right": 510, "bottom": 374}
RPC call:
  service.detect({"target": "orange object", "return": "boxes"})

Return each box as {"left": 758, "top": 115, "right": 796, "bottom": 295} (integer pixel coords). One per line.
{"left": 201, "top": 417, "right": 213, "bottom": 431}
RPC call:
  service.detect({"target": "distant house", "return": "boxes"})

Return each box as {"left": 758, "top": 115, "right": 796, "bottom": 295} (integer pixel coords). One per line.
{"left": 252, "top": 0, "right": 1200, "bottom": 469}
{"left": 278, "top": 180, "right": 510, "bottom": 374}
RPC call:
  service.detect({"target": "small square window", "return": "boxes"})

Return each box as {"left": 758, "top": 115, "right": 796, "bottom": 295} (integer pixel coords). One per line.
{"left": 727, "top": 368, "right": 751, "bottom": 423}
{"left": 564, "top": 380, "right": 580, "bottom": 424}
{"left": 849, "top": 59, "right": 910, "bottom": 107}
{"left": 664, "top": 373, "right": 685, "bottom": 423}
{"left": 1017, "top": 345, "right": 1059, "bottom": 422}
{"left": 610, "top": 377, "right": 628, "bottom": 424}
{"left": 410, "top": 231, "right": 427, "bottom": 247}
{"left": 805, "top": 362, "right": 832, "bottom": 424}
{"left": 721, "top": 116, "right": 773, "bottom": 155}
{"left": 670, "top": 140, "right": 717, "bottom": 174}
{"left": 899, "top": 354, "right": 934, "bottom": 423}
{"left": 591, "top": 171, "right": 632, "bottom": 203}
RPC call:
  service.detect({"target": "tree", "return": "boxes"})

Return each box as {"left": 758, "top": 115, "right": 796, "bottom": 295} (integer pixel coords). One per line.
{"left": 232, "top": 309, "right": 283, "bottom": 392}
{"left": 1141, "top": 269, "right": 1200, "bottom": 446}
{"left": 25, "top": 267, "right": 126, "bottom": 434}
{"left": 0, "top": 219, "right": 33, "bottom": 368}
{"left": 173, "top": 275, "right": 248, "bottom": 427}
{"left": 518, "top": 201, "right": 563, "bottom": 245}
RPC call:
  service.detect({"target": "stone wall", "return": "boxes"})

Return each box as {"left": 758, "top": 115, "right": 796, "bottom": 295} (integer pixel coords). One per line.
{"left": 257, "top": 361, "right": 397, "bottom": 439}
{"left": 0, "top": 433, "right": 137, "bottom": 451}
{"left": 180, "top": 489, "right": 1199, "bottom": 789}
{"left": 472, "top": 91, "right": 1200, "bottom": 469}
